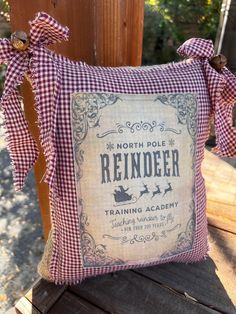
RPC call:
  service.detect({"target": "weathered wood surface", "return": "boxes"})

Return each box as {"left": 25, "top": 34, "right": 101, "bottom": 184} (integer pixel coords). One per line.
{"left": 70, "top": 271, "right": 219, "bottom": 314}
{"left": 136, "top": 226, "right": 236, "bottom": 314}
{"left": 15, "top": 225, "right": 236, "bottom": 314}
{"left": 202, "top": 149, "right": 236, "bottom": 234}
{"left": 9, "top": 0, "right": 144, "bottom": 240}
{"left": 15, "top": 296, "right": 41, "bottom": 314}
{"left": 47, "top": 292, "right": 106, "bottom": 314}
{"left": 24, "top": 278, "right": 67, "bottom": 313}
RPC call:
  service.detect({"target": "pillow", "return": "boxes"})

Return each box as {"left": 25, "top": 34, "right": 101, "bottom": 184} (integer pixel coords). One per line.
{"left": 0, "top": 12, "right": 235, "bottom": 285}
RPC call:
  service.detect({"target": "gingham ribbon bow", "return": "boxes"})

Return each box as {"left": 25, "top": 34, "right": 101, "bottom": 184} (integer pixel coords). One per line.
{"left": 178, "top": 38, "right": 236, "bottom": 157}
{"left": 0, "top": 12, "right": 69, "bottom": 191}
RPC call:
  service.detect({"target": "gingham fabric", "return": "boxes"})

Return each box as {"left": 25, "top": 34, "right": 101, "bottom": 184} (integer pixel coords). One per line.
{"left": 0, "top": 12, "right": 235, "bottom": 284}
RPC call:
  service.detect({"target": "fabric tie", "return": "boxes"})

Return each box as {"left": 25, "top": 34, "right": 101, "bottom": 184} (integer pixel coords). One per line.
{"left": 178, "top": 38, "right": 236, "bottom": 157}
{"left": 0, "top": 12, "right": 69, "bottom": 192}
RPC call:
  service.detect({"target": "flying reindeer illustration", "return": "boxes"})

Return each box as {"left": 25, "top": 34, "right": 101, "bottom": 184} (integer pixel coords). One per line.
{"left": 139, "top": 183, "right": 150, "bottom": 198}
{"left": 152, "top": 184, "right": 161, "bottom": 198}
{"left": 163, "top": 182, "right": 173, "bottom": 197}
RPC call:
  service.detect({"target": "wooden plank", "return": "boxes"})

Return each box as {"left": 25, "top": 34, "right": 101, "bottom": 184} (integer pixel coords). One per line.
{"left": 208, "top": 226, "right": 236, "bottom": 301}
{"left": 23, "top": 279, "right": 67, "bottom": 314}
{"left": 208, "top": 213, "right": 236, "bottom": 234}
{"left": 202, "top": 149, "right": 236, "bottom": 230}
{"left": 69, "top": 269, "right": 220, "bottom": 314}
{"left": 135, "top": 226, "right": 236, "bottom": 314}
{"left": 47, "top": 291, "right": 106, "bottom": 314}
{"left": 15, "top": 297, "right": 41, "bottom": 314}
{"left": 9, "top": 0, "right": 144, "bottom": 239}
{"left": 15, "top": 227, "right": 236, "bottom": 313}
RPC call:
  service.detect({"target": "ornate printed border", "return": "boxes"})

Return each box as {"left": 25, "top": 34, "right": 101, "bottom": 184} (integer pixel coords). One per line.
{"left": 80, "top": 209, "right": 125, "bottom": 266}
{"left": 97, "top": 120, "right": 182, "bottom": 138}
{"left": 71, "top": 93, "right": 120, "bottom": 180}
{"left": 71, "top": 92, "right": 198, "bottom": 267}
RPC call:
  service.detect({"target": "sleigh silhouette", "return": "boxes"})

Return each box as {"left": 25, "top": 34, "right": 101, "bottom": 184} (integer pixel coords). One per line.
{"left": 113, "top": 186, "right": 137, "bottom": 206}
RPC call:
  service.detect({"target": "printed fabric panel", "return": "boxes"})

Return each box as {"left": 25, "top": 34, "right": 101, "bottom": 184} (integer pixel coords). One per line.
{"left": 71, "top": 92, "right": 197, "bottom": 267}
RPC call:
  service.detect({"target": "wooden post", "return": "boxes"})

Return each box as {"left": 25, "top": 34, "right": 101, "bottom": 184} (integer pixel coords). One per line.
{"left": 9, "top": 0, "right": 144, "bottom": 239}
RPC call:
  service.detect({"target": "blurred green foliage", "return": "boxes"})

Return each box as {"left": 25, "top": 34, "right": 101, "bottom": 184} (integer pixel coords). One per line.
{"left": 142, "top": 0, "right": 222, "bottom": 65}
{"left": 0, "top": 0, "right": 9, "bottom": 22}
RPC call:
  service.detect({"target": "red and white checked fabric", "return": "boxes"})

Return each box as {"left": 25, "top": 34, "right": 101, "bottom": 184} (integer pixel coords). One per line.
{"left": 178, "top": 38, "right": 236, "bottom": 157}
{"left": 0, "top": 12, "right": 236, "bottom": 284}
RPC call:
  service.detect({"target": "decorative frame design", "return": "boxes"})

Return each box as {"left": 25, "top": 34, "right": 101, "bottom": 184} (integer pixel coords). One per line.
{"left": 103, "top": 223, "right": 181, "bottom": 245}
{"left": 71, "top": 92, "right": 198, "bottom": 267}
{"left": 97, "top": 120, "right": 181, "bottom": 138}
{"left": 80, "top": 210, "right": 125, "bottom": 266}
{"left": 160, "top": 217, "right": 195, "bottom": 258}
{"left": 71, "top": 93, "right": 120, "bottom": 180}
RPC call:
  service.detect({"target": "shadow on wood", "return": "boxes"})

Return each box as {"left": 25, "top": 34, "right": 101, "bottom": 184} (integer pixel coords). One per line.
{"left": 15, "top": 226, "right": 236, "bottom": 313}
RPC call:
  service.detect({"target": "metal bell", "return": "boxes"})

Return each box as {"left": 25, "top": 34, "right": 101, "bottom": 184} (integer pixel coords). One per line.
{"left": 209, "top": 54, "right": 227, "bottom": 72}
{"left": 11, "top": 31, "right": 29, "bottom": 51}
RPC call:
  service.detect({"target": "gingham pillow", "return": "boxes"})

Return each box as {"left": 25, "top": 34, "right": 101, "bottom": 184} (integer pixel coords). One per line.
{"left": 0, "top": 13, "right": 235, "bottom": 285}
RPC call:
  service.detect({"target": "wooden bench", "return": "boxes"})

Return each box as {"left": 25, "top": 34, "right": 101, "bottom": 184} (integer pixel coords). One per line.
{"left": 9, "top": 225, "right": 236, "bottom": 314}
{"left": 9, "top": 151, "right": 236, "bottom": 314}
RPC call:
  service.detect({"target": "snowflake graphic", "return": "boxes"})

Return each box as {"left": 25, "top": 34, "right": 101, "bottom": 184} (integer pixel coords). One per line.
{"left": 169, "top": 139, "right": 175, "bottom": 147}
{"left": 106, "top": 142, "right": 115, "bottom": 151}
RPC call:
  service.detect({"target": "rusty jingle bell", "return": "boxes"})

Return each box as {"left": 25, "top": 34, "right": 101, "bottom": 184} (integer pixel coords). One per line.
{"left": 11, "top": 30, "right": 29, "bottom": 51}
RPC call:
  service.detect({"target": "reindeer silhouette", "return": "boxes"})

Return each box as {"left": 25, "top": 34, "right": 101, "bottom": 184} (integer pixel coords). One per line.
{"left": 163, "top": 182, "right": 173, "bottom": 197}
{"left": 139, "top": 183, "right": 149, "bottom": 198}
{"left": 152, "top": 184, "right": 161, "bottom": 198}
